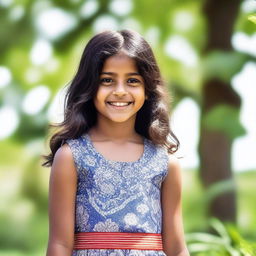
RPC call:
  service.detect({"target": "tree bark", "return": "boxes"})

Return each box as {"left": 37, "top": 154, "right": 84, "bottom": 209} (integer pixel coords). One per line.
{"left": 199, "top": 0, "right": 242, "bottom": 222}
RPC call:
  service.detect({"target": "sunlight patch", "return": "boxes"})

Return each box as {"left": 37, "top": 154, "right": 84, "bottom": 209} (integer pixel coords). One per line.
{"left": 30, "top": 38, "right": 53, "bottom": 65}
{"left": 0, "top": 106, "right": 19, "bottom": 139}
{"left": 80, "top": 0, "right": 99, "bottom": 18}
{"left": 35, "top": 8, "right": 78, "bottom": 40}
{"left": 92, "top": 15, "right": 118, "bottom": 33}
{"left": 22, "top": 85, "right": 50, "bottom": 115}
{"left": 164, "top": 35, "right": 198, "bottom": 67}
{"left": 0, "top": 66, "right": 12, "bottom": 88}
{"left": 232, "top": 32, "right": 256, "bottom": 57}
{"left": 109, "top": 0, "right": 133, "bottom": 16}
{"left": 173, "top": 11, "right": 195, "bottom": 31}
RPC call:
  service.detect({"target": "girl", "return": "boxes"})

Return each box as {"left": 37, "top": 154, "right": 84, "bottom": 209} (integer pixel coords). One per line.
{"left": 43, "top": 29, "right": 189, "bottom": 256}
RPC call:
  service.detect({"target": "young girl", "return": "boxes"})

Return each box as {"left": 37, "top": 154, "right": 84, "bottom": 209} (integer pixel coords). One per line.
{"left": 43, "top": 29, "right": 189, "bottom": 256}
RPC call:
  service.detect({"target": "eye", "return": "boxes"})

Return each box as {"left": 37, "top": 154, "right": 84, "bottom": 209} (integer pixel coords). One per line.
{"left": 127, "top": 78, "right": 141, "bottom": 86}
{"left": 100, "top": 77, "right": 113, "bottom": 85}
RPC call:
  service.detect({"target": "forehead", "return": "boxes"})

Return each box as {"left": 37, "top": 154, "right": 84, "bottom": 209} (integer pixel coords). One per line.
{"left": 102, "top": 53, "right": 138, "bottom": 72}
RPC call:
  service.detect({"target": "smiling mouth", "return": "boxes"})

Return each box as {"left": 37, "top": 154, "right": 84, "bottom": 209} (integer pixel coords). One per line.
{"left": 107, "top": 102, "right": 133, "bottom": 107}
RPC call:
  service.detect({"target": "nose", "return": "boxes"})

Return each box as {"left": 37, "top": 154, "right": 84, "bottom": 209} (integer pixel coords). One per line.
{"left": 112, "top": 82, "right": 128, "bottom": 97}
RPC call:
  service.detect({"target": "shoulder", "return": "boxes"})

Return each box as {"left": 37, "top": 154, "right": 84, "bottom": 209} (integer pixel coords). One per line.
{"left": 51, "top": 144, "right": 77, "bottom": 179}
{"left": 163, "top": 154, "right": 182, "bottom": 186}
{"left": 54, "top": 143, "right": 74, "bottom": 164}
{"left": 167, "top": 154, "right": 181, "bottom": 172}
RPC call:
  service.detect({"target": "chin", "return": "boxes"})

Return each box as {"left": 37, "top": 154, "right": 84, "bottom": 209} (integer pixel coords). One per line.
{"left": 109, "top": 118, "right": 132, "bottom": 123}
{"left": 106, "top": 114, "right": 136, "bottom": 124}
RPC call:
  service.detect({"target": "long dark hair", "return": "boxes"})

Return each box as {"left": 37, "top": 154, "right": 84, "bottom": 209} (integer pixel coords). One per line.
{"left": 42, "top": 29, "right": 179, "bottom": 167}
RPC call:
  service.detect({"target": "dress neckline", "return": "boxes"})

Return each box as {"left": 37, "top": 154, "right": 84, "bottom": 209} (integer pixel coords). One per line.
{"left": 82, "top": 133, "right": 147, "bottom": 165}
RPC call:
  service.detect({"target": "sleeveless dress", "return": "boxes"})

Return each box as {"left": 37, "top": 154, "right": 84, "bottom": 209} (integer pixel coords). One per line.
{"left": 66, "top": 134, "right": 169, "bottom": 256}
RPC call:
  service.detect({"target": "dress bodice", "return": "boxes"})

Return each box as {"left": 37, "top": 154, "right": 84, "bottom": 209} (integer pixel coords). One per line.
{"left": 66, "top": 134, "right": 169, "bottom": 234}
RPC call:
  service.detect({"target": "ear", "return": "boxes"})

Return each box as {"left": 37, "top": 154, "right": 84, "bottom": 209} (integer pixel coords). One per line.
{"left": 145, "top": 95, "right": 148, "bottom": 100}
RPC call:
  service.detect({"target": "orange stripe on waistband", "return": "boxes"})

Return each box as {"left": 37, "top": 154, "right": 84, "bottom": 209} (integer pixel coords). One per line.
{"left": 74, "top": 232, "right": 163, "bottom": 250}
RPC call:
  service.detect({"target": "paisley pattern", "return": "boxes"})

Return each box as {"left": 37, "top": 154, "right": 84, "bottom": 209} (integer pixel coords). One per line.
{"left": 66, "top": 134, "right": 169, "bottom": 256}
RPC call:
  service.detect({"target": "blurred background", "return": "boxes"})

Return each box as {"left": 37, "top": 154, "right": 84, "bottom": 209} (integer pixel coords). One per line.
{"left": 0, "top": 0, "right": 255, "bottom": 255}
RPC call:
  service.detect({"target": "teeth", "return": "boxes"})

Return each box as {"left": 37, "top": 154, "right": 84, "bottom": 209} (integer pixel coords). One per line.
{"left": 108, "top": 102, "right": 131, "bottom": 106}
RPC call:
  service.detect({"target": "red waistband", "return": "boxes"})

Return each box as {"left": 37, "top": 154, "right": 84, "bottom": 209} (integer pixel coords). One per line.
{"left": 74, "top": 232, "right": 163, "bottom": 250}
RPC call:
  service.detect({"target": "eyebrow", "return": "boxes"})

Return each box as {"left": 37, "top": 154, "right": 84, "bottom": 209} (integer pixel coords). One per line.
{"left": 101, "top": 72, "right": 141, "bottom": 76}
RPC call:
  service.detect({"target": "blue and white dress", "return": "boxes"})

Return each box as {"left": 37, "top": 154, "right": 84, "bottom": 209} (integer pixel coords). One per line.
{"left": 66, "top": 134, "right": 169, "bottom": 256}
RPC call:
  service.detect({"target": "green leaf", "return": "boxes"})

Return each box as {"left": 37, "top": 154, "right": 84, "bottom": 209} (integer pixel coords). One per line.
{"left": 202, "top": 51, "right": 246, "bottom": 82}
{"left": 202, "top": 104, "right": 246, "bottom": 140}
{"left": 203, "top": 179, "right": 236, "bottom": 204}
{"left": 227, "top": 225, "right": 256, "bottom": 256}
{"left": 186, "top": 232, "right": 226, "bottom": 244}
{"left": 210, "top": 219, "right": 231, "bottom": 244}
{"left": 248, "top": 15, "right": 256, "bottom": 24}
{"left": 187, "top": 242, "right": 225, "bottom": 253}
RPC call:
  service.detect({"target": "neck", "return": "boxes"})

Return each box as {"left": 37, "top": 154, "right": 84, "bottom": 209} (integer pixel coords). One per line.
{"left": 90, "top": 117, "right": 138, "bottom": 141}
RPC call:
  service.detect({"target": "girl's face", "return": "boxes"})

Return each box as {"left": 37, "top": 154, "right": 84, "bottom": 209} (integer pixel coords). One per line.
{"left": 94, "top": 53, "right": 146, "bottom": 125}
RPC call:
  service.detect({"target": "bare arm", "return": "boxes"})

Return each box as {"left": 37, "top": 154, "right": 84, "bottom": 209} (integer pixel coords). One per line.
{"left": 46, "top": 144, "right": 77, "bottom": 256}
{"left": 161, "top": 155, "right": 190, "bottom": 256}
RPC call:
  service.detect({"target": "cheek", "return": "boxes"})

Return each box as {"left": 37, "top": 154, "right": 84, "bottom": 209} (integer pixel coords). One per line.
{"left": 94, "top": 88, "right": 106, "bottom": 103}
{"left": 135, "top": 87, "right": 146, "bottom": 101}
{"left": 93, "top": 88, "right": 112, "bottom": 114}
{"left": 94, "top": 98, "right": 104, "bottom": 113}
{"left": 93, "top": 95, "right": 101, "bottom": 112}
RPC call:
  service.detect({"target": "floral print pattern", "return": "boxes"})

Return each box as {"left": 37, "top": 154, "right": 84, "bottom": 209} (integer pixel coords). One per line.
{"left": 93, "top": 219, "right": 119, "bottom": 232}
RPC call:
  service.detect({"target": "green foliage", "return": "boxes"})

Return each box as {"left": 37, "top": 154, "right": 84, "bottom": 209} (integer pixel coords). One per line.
{"left": 182, "top": 170, "right": 256, "bottom": 240}
{"left": 248, "top": 15, "right": 256, "bottom": 24}
{"left": 235, "top": 9, "right": 256, "bottom": 35}
{"left": 202, "top": 179, "right": 236, "bottom": 205}
{"left": 202, "top": 104, "right": 246, "bottom": 140}
{"left": 186, "top": 219, "right": 256, "bottom": 256}
{"left": 236, "top": 171, "right": 256, "bottom": 240}
{"left": 202, "top": 51, "right": 246, "bottom": 83}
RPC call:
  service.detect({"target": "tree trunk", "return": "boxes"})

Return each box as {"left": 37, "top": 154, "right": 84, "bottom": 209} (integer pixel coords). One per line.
{"left": 199, "top": 0, "right": 241, "bottom": 222}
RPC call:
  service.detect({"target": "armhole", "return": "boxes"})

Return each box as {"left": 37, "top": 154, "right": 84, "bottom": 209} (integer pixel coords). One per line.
{"left": 162, "top": 149, "right": 170, "bottom": 181}
{"left": 65, "top": 139, "right": 81, "bottom": 175}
